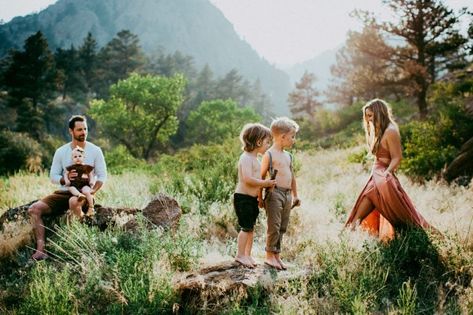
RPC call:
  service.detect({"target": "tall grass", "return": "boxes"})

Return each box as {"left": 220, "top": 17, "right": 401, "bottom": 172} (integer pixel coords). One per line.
{"left": 1, "top": 145, "right": 472, "bottom": 313}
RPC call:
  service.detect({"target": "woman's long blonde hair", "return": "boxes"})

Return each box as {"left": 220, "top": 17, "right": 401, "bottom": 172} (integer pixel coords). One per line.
{"left": 362, "top": 99, "right": 397, "bottom": 154}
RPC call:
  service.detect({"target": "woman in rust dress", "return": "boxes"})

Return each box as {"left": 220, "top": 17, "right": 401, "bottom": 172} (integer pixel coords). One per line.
{"left": 345, "top": 99, "right": 432, "bottom": 240}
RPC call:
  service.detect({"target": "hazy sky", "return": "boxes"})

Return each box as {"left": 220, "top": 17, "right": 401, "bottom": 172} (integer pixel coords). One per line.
{"left": 0, "top": 0, "right": 471, "bottom": 66}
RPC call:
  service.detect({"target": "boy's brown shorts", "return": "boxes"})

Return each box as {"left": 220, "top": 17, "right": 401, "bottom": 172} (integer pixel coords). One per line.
{"left": 41, "top": 190, "right": 90, "bottom": 215}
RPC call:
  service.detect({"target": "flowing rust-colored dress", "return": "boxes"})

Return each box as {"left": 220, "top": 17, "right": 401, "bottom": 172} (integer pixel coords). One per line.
{"left": 345, "top": 145, "right": 431, "bottom": 240}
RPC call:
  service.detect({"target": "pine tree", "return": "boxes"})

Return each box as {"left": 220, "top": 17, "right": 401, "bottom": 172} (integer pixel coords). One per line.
{"left": 78, "top": 32, "right": 98, "bottom": 96}
{"left": 3, "top": 31, "right": 56, "bottom": 139}
{"left": 55, "top": 45, "right": 87, "bottom": 100}
{"left": 96, "top": 30, "right": 146, "bottom": 98}
{"left": 288, "top": 72, "right": 322, "bottom": 120}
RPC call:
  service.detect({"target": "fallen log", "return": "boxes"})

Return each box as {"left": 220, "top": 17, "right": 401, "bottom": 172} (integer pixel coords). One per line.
{"left": 0, "top": 193, "right": 181, "bottom": 257}
{"left": 174, "top": 260, "right": 310, "bottom": 313}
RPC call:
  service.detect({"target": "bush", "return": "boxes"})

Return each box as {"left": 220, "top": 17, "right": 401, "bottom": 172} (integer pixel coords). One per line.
{"left": 153, "top": 139, "right": 240, "bottom": 208}
{"left": 104, "top": 144, "right": 147, "bottom": 174}
{"left": 0, "top": 130, "right": 43, "bottom": 175}
{"left": 400, "top": 101, "right": 473, "bottom": 180}
{"left": 185, "top": 99, "right": 261, "bottom": 145}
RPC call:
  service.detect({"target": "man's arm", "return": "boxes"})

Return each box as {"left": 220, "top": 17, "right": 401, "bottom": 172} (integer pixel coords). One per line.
{"left": 50, "top": 149, "right": 64, "bottom": 185}
{"left": 92, "top": 147, "right": 107, "bottom": 193}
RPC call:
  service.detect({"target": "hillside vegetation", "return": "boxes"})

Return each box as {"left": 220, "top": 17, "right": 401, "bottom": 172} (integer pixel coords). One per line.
{"left": 1, "top": 144, "right": 472, "bottom": 313}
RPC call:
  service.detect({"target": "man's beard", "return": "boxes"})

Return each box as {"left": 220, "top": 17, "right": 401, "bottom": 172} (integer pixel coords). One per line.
{"left": 74, "top": 135, "right": 86, "bottom": 142}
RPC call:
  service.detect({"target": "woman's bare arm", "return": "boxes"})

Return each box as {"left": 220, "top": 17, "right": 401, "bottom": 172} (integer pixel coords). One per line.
{"left": 385, "top": 128, "right": 402, "bottom": 174}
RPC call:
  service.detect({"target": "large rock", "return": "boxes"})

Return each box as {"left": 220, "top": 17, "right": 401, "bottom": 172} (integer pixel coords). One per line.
{"left": 0, "top": 194, "right": 181, "bottom": 257}
{"left": 174, "top": 260, "right": 310, "bottom": 313}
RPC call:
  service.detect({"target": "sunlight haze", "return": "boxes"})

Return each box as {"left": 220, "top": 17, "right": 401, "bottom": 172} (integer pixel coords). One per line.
{"left": 0, "top": 0, "right": 471, "bottom": 66}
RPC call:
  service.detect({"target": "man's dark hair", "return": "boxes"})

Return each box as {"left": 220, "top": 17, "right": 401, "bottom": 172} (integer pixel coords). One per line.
{"left": 68, "top": 115, "right": 87, "bottom": 130}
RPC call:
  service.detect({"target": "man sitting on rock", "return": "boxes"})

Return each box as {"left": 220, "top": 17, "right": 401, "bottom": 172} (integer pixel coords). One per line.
{"left": 28, "top": 115, "right": 107, "bottom": 260}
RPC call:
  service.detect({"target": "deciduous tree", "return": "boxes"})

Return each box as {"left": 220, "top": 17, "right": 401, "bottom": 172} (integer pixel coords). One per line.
{"left": 89, "top": 73, "right": 186, "bottom": 160}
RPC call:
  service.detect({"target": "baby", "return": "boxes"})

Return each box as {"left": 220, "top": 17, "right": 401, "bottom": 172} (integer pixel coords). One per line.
{"left": 64, "top": 146, "right": 95, "bottom": 217}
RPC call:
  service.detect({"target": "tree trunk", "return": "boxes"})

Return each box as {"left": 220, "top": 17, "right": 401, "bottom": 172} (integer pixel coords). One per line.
{"left": 443, "top": 137, "right": 473, "bottom": 183}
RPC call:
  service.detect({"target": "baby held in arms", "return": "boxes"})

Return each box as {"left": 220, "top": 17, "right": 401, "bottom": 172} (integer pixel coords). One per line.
{"left": 64, "top": 146, "right": 95, "bottom": 217}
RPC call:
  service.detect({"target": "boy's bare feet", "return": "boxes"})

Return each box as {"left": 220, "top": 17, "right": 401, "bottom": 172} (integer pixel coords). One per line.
{"left": 276, "top": 257, "right": 287, "bottom": 270}
{"left": 264, "top": 253, "right": 282, "bottom": 270}
{"left": 235, "top": 256, "right": 254, "bottom": 268}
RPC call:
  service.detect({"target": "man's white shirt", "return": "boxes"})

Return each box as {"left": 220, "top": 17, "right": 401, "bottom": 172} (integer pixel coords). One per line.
{"left": 50, "top": 141, "right": 107, "bottom": 191}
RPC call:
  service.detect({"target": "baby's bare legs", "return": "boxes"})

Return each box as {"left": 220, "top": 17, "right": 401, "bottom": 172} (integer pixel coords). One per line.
{"left": 81, "top": 186, "right": 95, "bottom": 216}
{"left": 68, "top": 186, "right": 86, "bottom": 201}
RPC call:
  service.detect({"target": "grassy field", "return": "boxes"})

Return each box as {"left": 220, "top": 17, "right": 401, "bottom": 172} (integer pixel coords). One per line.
{"left": 1, "top": 146, "right": 472, "bottom": 314}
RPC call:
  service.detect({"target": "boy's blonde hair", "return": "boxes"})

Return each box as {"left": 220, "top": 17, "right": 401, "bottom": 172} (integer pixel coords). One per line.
{"left": 240, "top": 123, "right": 271, "bottom": 152}
{"left": 270, "top": 117, "right": 299, "bottom": 135}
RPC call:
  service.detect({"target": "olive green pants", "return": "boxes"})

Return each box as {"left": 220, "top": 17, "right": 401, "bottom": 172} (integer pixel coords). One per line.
{"left": 265, "top": 186, "right": 292, "bottom": 253}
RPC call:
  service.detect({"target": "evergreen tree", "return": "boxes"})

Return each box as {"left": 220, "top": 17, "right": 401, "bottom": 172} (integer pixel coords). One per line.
{"left": 328, "top": 24, "right": 404, "bottom": 106}
{"left": 192, "top": 64, "right": 215, "bottom": 108}
{"left": 55, "top": 45, "right": 86, "bottom": 100}
{"left": 3, "top": 31, "right": 56, "bottom": 139}
{"left": 78, "top": 32, "right": 99, "bottom": 96}
{"left": 149, "top": 50, "right": 197, "bottom": 80}
{"left": 214, "top": 69, "right": 243, "bottom": 102}
{"left": 96, "top": 30, "right": 146, "bottom": 98}
{"left": 250, "top": 78, "right": 273, "bottom": 120}
{"left": 288, "top": 71, "right": 322, "bottom": 120}
{"left": 360, "top": 0, "right": 468, "bottom": 117}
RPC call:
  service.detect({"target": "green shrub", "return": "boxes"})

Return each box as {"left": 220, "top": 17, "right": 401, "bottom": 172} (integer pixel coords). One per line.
{"left": 0, "top": 130, "right": 43, "bottom": 175}
{"left": 104, "top": 144, "right": 147, "bottom": 174}
{"left": 185, "top": 99, "right": 261, "bottom": 145}
{"left": 400, "top": 101, "right": 473, "bottom": 180}
{"left": 153, "top": 140, "right": 240, "bottom": 208}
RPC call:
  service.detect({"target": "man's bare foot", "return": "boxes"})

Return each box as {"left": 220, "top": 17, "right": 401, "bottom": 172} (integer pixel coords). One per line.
{"left": 31, "top": 251, "right": 48, "bottom": 261}
{"left": 235, "top": 256, "right": 254, "bottom": 268}
{"left": 248, "top": 256, "right": 257, "bottom": 267}
{"left": 86, "top": 207, "right": 95, "bottom": 217}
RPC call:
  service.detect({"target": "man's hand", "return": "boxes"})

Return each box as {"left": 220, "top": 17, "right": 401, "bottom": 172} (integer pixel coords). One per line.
{"left": 68, "top": 169, "right": 78, "bottom": 180}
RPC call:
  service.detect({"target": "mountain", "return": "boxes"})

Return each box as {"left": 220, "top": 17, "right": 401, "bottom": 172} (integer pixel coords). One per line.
{"left": 283, "top": 47, "right": 339, "bottom": 103}
{"left": 0, "top": 0, "right": 290, "bottom": 114}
